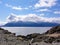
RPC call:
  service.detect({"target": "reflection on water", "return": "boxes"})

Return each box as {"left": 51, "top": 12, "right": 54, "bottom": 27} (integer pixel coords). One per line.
{"left": 2, "top": 27, "right": 51, "bottom": 35}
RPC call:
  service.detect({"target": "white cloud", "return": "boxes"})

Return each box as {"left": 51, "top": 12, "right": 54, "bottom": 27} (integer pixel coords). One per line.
{"left": 36, "top": 9, "right": 50, "bottom": 12}
{"left": 28, "top": 6, "right": 33, "bottom": 8}
{"left": 39, "top": 14, "right": 45, "bottom": 16}
{"left": 54, "top": 11, "right": 60, "bottom": 14}
{"left": 5, "top": 4, "right": 23, "bottom": 10}
{"left": 35, "top": 0, "right": 57, "bottom": 8}
{"left": 7, "top": 13, "right": 27, "bottom": 22}
{"left": 6, "top": 13, "right": 60, "bottom": 23}
{"left": 0, "top": 21, "right": 7, "bottom": 26}
{"left": 5, "top": 4, "right": 29, "bottom": 10}
{"left": 24, "top": 7, "right": 29, "bottom": 10}
{"left": 12, "top": 6, "right": 23, "bottom": 10}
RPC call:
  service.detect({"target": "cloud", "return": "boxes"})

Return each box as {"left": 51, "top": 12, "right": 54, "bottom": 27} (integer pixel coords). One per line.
{"left": 11, "top": 6, "right": 23, "bottom": 10}
{"left": 5, "top": 4, "right": 23, "bottom": 10}
{"left": 6, "top": 13, "right": 60, "bottom": 23}
{"left": 29, "top": 6, "right": 33, "bottom": 8}
{"left": 5, "top": 4, "right": 29, "bottom": 10}
{"left": 34, "top": 0, "right": 57, "bottom": 8}
{"left": 54, "top": 11, "right": 60, "bottom": 14}
{"left": 36, "top": 9, "right": 50, "bottom": 12}
{"left": 7, "top": 13, "right": 27, "bottom": 22}
{"left": 39, "top": 14, "right": 45, "bottom": 16}
{"left": 0, "top": 21, "right": 7, "bottom": 26}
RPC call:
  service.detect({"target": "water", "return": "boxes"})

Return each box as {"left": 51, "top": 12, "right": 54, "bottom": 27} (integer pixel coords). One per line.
{"left": 2, "top": 27, "right": 51, "bottom": 35}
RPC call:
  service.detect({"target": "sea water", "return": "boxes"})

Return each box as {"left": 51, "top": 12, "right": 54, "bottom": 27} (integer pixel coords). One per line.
{"left": 2, "top": 27, "right": 51, "bottom": 35}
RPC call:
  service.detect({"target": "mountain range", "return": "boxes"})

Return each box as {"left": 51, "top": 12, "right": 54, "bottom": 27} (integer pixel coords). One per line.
{"left": 1, "top": 14, "right": 60, "bottom": 27}
{"left": 3, "top": 21, "right": 60, "bottom": 27}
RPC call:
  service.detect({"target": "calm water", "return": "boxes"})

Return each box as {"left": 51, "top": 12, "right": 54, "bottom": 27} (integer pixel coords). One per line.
{"left": 2, "top": 27, "right": 51, "bottom": 35}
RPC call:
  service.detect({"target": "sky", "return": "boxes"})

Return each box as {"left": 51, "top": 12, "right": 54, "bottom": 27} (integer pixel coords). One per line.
{"left": 0, "top": 0, "right": 60, "bottom": 25}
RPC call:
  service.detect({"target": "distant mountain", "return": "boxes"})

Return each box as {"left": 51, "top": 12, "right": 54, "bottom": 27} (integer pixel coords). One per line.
{"left": 2, "top": 14, "right": 60, "bottom": 27}
{"left": 3, "top": 21, "right": 60, "bottom": 27}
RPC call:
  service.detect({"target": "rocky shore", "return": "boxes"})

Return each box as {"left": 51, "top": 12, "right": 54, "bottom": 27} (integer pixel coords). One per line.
{"left": 0, "top": 26, "right": 60, "bottom": 45}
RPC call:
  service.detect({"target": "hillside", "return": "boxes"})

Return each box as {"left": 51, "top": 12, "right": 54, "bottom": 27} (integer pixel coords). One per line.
{"left": 45, "top": 26, "right": 60, "bottom": 34}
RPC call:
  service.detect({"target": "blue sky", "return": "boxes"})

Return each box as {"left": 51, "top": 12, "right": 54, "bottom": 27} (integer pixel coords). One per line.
{"left": 0, "top": 0, "right": 60, "bottom": 25}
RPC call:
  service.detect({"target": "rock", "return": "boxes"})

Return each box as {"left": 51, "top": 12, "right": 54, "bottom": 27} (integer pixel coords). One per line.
{"left": 0, "top": 28, "right": 29, "bottom": 45}
{"left": 26, "top": 33, "right": 40, "bottom": 39}
{"left": 0, "top": 25, "right": 60, "bottom": 45}
{"left": 44, "top": 37, "right": 56, "bottom": 43}
{"left": 45, "top": 26, "right": 60, "bottom": 34}
{"left": 0, "top": 28, "right": 4, "bottom": 30}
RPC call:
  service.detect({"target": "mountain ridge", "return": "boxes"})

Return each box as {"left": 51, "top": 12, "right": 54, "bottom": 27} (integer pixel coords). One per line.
{"left": 3, "top": 21, "right": 60, "bottom": 27}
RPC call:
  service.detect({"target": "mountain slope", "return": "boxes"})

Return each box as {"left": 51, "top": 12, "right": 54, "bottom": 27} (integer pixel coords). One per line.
{"left": 3, "top": 21, "right": 60, "bottom": 27}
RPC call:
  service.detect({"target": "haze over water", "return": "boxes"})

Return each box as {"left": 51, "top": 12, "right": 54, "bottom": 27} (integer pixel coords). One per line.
{"left": 2, "top": 27, "right": 51, "bottom": 35}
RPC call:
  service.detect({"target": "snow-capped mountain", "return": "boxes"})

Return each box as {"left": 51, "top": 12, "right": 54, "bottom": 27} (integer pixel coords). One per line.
{"left": 3, "top": 14, "right": 60, "bottom": 27}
